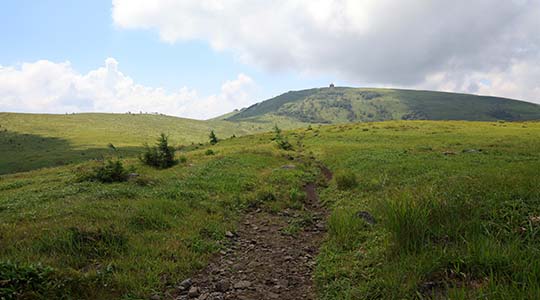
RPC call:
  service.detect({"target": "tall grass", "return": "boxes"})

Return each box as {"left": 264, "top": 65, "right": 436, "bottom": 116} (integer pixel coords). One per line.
{"left": 312, "top": 120, "right": 540, "bottom": 299}
{"left": 327, "top": 207, "right": 365, "bottom": 251}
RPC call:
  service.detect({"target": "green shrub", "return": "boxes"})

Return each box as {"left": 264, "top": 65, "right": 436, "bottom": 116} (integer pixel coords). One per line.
{"left": 335, "top": 170, "right": 358, "bottom": 190}
{"left": 178, "top": 155, "right": 188, "bottom": 163}
{"left": 140, "top": 133, "right": 178, "bottom": 169}
{"left": 273, "top": 124, "right": 282, "bottom": 137}
{"left": 273, "top": 125, "right": 293, "bottom": 150}
{"left": 92, "top": 160, "right": 130, "bottom": 183}
{"left": 276, "top": 139, "right": 293, "bottom": 151}
{"left": 205, "top": 149, "right": 215, "bottom": 156}
{"left": 209, "top": 130, "right": 218, "bottom": 145}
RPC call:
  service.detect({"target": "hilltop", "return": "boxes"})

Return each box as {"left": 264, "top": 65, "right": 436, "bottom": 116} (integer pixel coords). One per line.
{"left": 224, "top": 87, "right": 540, "bottom": 123}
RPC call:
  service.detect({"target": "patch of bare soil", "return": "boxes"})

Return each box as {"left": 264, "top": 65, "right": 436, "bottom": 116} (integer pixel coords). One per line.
{"left": 170, "top": 166, "right": 331, "bottom": 300}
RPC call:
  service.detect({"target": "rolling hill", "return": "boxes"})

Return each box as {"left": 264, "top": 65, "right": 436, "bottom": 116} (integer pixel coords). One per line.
{"left": 2, "top": 87, "right": 540, "bottom": 175}
{"left": 0, "top": 113, "right": 291, "bottom": 174}
{"left": 225, "top": 87, "right": 540, "bottom": 123}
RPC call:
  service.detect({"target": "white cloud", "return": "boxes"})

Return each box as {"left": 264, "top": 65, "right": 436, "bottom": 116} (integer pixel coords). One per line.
{"left": 418, "top": 60, "right": 540, "bottom": 103}
{"left": 0, "top": 58, "right": 255, "bottom": 119}
{"left": 112, "top": 0, "right": 540, "bottom": 103}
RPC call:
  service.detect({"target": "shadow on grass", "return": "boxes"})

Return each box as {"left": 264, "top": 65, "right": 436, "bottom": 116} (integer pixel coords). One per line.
{"left": 0, "top": 131, "right": 144, "bottom": 175}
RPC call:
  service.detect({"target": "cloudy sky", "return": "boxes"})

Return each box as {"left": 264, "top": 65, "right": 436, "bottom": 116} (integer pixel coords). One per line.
{"left": 1, "top": 0, "right": 539, "bottom": 119}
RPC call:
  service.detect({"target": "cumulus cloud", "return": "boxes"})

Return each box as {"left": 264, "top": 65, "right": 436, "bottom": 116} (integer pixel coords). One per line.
{"left": 113, "top": 0, "right": 540, "bottom": 103}
{"left": 419, "top": 61, "right": 540, "bottom": 102}
{"left": 0, "top": 58, "right": 255, "bottom": 119}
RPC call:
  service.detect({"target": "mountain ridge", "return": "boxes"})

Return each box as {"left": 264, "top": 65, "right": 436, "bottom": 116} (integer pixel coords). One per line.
{"left": 224, "top": 87, "right": 540, "bottom": 123}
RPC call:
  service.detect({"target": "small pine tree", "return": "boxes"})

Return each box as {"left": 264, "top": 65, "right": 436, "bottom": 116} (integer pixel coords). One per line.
{"left": 157, "top": 133, "right": 175, "bottom": 166}
{"left": 209, "top": 130, "right": 218, "bottom": 145}
{"left": 273, "top": 125, "right": 282, "bottom": 139}
{"left": 140, "top": 133, "right": 177, "bottom": 169}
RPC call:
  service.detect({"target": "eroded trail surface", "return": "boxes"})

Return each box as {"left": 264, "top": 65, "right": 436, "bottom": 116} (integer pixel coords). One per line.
{"left": 172, "top": 166, "right": 332, "bottom": 300}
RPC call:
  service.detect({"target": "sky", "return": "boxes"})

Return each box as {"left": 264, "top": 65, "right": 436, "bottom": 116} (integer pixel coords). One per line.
{"left": 1, "top": 0, "right": 539, "bottom": 119}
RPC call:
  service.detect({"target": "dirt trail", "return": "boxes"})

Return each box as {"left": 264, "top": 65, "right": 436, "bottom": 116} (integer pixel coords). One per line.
{"left": 171, "top": 165, "right": 331, "bottom": 300}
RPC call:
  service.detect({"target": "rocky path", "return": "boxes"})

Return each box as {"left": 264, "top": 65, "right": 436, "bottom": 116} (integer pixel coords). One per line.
{"left": 171, "top": 165, "right": 332, "bottom": 300}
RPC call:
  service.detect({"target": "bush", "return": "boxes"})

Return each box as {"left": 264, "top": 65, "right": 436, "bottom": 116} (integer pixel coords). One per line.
{"left": 335, "top": 170, "right": 358, "bottom": 190}
{"left": 92, "top": 160, "right": 129, "bottom": 183}
{"left": 277, "top": 139, "right": 293, "bottom": 151}
{"left": 140, "top": 133, "right": 178, "bottom": 169}
{"left": 273, "top": 125, "right": 293, "bottom": 151}
{"left": 209, "top": 130, "right": 218, "bottom": 145}
{"left": 205, "top": 149, "right": 215, "bottom": 156}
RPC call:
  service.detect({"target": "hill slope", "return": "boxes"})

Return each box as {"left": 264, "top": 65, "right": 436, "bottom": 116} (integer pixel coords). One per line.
{"left": 0, "top": 113, "right": 282, "bottom": 174}
{"left": 226, "top": 87, "right": 540, "bottom": 123}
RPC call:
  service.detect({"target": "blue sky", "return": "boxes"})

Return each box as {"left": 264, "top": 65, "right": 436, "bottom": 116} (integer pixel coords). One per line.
{"left": 1, "top": 1, "right": 538, "bottom": 119}
{"left": 0, "top": 0, "right": 333, "bottom": 113}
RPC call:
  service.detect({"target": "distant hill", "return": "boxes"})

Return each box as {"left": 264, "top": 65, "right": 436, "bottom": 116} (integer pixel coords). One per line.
{"left": 0, "top": 113, "right": 273, "bottom": 174}
{"left": 225, "top": 87, "right": 540, "bottom": 123}
{"left": 2, "top": 88, "right": 540, "bottom": 174}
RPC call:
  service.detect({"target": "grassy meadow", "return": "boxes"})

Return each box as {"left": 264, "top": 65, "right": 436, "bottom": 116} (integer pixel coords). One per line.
{"left": 0, "top": 131, "right": 319, "bottom": 299}
{"left": 301, "top": 121, "right": 540, "bottom": 299}
{"left": 0, "top": 113, "right": 305, "bottom": 175}
{"left": 1, "top": 118, "right": 540, "bottom": 299}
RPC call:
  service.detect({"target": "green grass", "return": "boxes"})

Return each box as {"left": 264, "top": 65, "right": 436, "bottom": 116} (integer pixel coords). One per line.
{"left": 0, "top": 133, "right": 318, "bottom": 299}
{"left": 0, "top": 112, "right": 306, "bottom": 174}
{"left": 303, "top": 121, "right": 540, "bottom": 299}
{"left": 225, "top": 87, "right": 540, "bottom": 124}
{"left": 2, "top": 118, "right": 540, "bottom": 299}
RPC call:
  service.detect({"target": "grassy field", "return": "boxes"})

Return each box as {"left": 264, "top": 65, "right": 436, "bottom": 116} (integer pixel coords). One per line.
{"left": 1, "top": 119, "right": 540, "bottom": 299}
{"left": 300, "top": 121, "right": 540, "bottom": 299}
{"left": 0, "top": 132, "right": 319, "bottom": 299}
{"left": 0, "top": 113, "right": 306, "bottom": 175}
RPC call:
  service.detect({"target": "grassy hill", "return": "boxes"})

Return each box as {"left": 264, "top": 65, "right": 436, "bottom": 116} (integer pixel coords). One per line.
{"left": 1, "top": 120, "right": 539, "bottom": 299}
{"left": 3, "top": 88, "right": 539, "bottom": 175}
{"left": 0, "top": 113, "right": 302, "bottom": 174}
{"left": 226, "top": 87, "right": 540, "bottom": 123}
